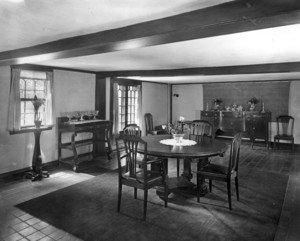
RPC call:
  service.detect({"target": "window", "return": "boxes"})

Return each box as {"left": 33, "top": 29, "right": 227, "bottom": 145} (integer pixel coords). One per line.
{"left": 20, "top": 71, "right": 47, "bottom": 127}
{"left": 8, "top": 68, "right": 54, "bottom": 131}
{"left": 117, "top": 84, "right": 139, "bottom": 131}
{"left": 112, "top": 80, "right": 142, "bottom": 134}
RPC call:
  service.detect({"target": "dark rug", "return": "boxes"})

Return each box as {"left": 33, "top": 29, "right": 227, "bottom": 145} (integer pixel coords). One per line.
{"left": 16, "top": 168, "right": 288, "bottom": 241}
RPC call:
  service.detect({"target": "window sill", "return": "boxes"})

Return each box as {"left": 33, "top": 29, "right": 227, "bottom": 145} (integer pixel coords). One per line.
{"left": 9, "top": 125, "right": 54, "bottom": 135}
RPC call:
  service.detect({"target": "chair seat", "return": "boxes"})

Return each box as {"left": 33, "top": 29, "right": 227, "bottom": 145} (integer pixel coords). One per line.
{"left": 123, "top": 169, "right": 163, "bottom": 184}
{"left": 274, "top": 134, "right": 294, "bottom": 140}
{"left": 198, "top": 163, "right": 228, "bottom": 179}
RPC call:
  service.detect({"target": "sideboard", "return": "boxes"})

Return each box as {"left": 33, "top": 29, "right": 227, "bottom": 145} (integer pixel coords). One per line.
{"left": 201, "top": 110, "right": 271, "bottom": 148}
{"left": 57, "top": 117, "right": 112, "bottom": 171}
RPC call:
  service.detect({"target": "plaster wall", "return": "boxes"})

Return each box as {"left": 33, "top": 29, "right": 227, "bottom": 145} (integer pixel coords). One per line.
{"left": 172, "top": 84, "right": 203, "bottom": 122}
{"left": 0, "top": 67, "right": 95, "bottom": 174}
{"left": 142, "top": 82, "right": 170, "bottom": 135}
{"left": 289, "top": 81, "right": 300, "bottom": 144}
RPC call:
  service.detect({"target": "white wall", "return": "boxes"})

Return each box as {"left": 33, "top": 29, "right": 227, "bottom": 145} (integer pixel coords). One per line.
{"left": 0, "top": 67, "right": 95, "bottom": 174}
{"left": 142, "top": 82, "right": 170, "bottom": 135}
{"left": 54, "top": 70, "right": 96, "bottom": 159}
{"left": 289, "top": 81, "right": 300, "bottom": 144}
{"left": 172, "top": 84, "right": 203, "bottom": 122}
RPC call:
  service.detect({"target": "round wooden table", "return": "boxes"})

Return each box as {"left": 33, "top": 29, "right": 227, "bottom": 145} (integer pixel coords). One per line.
{"left": 141, "top": 134, "right": 228, "bottom": 196}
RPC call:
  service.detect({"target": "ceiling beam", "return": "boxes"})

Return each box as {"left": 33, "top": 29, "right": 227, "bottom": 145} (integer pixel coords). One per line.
{"left": 1, "top": 0, "right": 300, "bottom": 66}
{"left": 96, "top": 62, "right": 300, "bottom": 77}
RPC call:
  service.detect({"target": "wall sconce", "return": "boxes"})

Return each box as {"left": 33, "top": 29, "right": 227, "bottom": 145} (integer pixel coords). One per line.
{"left": 173, "top": 94, "right": 179, "bottom": 97}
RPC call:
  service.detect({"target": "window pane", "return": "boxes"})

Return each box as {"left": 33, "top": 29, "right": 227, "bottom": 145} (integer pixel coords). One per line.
{"left": 36, "top": 80, "right": 45, "bottom": 90}
{"left": 24, "top": 113, "right": 34, "bottom": 126}
{"left": 35, "top": 91, "right": 45, "bottom": 99}
{"left": 26, "top": 90, "right": 35, "bottom": 99}
{"left": 20, "top": 89, "right": 25, "bottom": 98}
{"left": 19, "top": 73, "right": 48, "bottom": 127}
{"left": 25, "top": 79, "right": 35, "bottom": 91}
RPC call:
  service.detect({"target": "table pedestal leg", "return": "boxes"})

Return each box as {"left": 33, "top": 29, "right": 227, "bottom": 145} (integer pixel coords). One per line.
{"left": 157, "top": 157, "right": 209, "bottom": 198}
{"left": 25, "top": 130, "right": 49, "bottom": 181}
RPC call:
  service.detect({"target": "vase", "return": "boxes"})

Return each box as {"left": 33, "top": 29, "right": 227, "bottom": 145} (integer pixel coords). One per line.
{"left": 34, "top": 120, "right": 42, "bottom": 128}
{"left": 172, "top": 133, "right": 185, "bottom": 143}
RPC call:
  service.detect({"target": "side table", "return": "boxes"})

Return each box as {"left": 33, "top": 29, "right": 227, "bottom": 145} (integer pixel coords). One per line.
{"left": 10, "top": 125, "right": 54, "bottom": 181}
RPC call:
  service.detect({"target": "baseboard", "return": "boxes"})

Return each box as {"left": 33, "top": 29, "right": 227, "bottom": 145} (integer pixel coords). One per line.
{"left": 0, "top": 160, "right": 59, "bottom": 179}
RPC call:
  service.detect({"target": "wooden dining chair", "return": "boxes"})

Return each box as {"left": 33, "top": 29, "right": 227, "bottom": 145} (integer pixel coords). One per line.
{"left": 189, "top": 120, "right": 214, "bottom": 143}
{"left": 122, "top": 123, "right": 141, "bottom": 136}
{"left": 116, "top": 134, "right": 168, "bottom": 220}
{"left": 144, "top": 113, "right": 166, "bottom": 136}
{"left": 196, "top": 132, "right": 242, "bottom": 210}
{"left": 176, "top": 120, "right": 213, "bottom": 177}
{"left": 274, "top": 115, "right": 295, "bottom": 152}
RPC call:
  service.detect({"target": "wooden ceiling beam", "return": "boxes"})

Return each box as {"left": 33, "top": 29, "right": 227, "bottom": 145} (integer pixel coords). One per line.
{"left": 1, "top": 0, "right": 300, "bottom": 66}
{"left": 95, "top": 62, "right": 300, "bottom": 77}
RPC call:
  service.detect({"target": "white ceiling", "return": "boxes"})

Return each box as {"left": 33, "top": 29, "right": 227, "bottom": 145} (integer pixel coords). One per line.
{"left": 1, "top": 0, "right": 300, "bottom": 84}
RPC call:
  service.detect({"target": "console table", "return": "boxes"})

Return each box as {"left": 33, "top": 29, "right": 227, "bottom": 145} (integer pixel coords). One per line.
{"left": 57, "top": 118, "right": 112, "bottom": 172}
{"left": 10, "top": 125, "right": 54, "bottom": 181}
{"left": 201, "top": 110, "right": 271, "bottom": 148}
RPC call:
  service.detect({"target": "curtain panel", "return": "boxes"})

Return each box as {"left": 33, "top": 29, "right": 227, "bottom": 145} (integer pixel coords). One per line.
{"left": 7, "top": 69, "right": 21, "bottom": 131}
{"left": 112, "top": 82, "right": 119, "bottom": 134}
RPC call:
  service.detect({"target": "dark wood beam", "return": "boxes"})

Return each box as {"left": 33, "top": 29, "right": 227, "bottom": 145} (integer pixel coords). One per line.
{"left": 1, "top": 0, "right": 300, "bottom": 66}
{"left": 96, "top": 62, "right": 300, "bottom": 77}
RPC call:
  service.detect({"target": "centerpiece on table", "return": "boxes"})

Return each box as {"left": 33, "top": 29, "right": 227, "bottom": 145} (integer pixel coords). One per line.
{"left": 167, "top": 121, "right": 185, "bottom": 143}
{"left": 248, "top": 97, "right": 259, "bottom": 111}
{"left": 31, "top": 95, "right": 45, "bottom": 128}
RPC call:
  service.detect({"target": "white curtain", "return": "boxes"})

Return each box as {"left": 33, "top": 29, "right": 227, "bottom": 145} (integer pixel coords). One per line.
{"left": 112, "top": 82, "right": 119, "bottom": 134}
{"left": 45, "top": 71, "right": 55, "bottom": 125}
{"left": 137, "top": 85, "right": 142, "bottom": 128}
{"left": 7, "top": 69, "right": 21, "bottom": 131}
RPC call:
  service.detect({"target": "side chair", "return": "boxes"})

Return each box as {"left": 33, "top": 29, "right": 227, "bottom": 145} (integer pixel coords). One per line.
{"left": 196, "top": 132, "right": 242, "bottom": 210}
{"left": 144, "top": 113, "right": 167, "bottom": 136}
{"left": 274, "top": 115, "right": 294, "bottom": 152}
{"left": 116, "top": 134, "right": 168, "bottom": 220}
{"left": 176, "top": 120, "right": 213, "bottom": 177}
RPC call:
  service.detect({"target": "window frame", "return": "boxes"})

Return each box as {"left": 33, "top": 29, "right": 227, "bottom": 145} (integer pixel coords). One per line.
{"left": 110, "top": 78, "right": 141, "bottom": 132}
{"left": 19, "top": 75, "right": 48, "bottom": 127}
{"left": 8, "top": 65, "right": 54, "bottom": 132}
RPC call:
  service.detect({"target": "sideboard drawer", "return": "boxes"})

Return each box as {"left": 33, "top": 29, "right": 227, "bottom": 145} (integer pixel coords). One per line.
{"left": 201, "top": 111, "right": 219, "bottom": 118}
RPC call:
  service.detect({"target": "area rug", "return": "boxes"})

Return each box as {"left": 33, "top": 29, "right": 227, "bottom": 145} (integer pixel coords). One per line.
{"left": 16, "top": 168, "right": 288, "bottom": 241}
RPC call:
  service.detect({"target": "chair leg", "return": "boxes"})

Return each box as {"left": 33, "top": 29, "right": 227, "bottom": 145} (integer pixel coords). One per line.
{"left": 235, "top": 176, "right": 239, "bottom": 201}
{"left": 197, "top": 175, "right": 201, "bottom": 203}
{"left": 209, "top": 179, "right": 212, "bottom": 192}
{"left": 134, "top": 187, "right": 137, "bottom": 199}
{"left": 143, "top": 190, "right": 148, "bottom": 221}
{"left": 292, "top": 140, "right": 294, "bottom": 153}
{"left": 117, "top": 183, "right": 122, "bottom": 213}
{"left": 227, "top": 180, "right": 232, "bottom": 210}
{"left": 164, "top": 181, "right": 168, "bottom": 207}
{"left": 177, "top": 158, "right": 180, "bottom": 177}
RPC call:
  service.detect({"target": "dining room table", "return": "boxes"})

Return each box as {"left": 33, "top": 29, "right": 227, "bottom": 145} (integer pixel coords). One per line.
{"left": 140, "top": 134, "right": 229, "bottom": 197}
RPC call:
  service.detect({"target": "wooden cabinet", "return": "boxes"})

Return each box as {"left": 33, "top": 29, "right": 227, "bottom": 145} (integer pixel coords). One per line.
{"left": 57, "top": 118, "right": 112, "bottom": 171}
{"left": 201, "top": 111, "right": 271, "bottom": 148}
